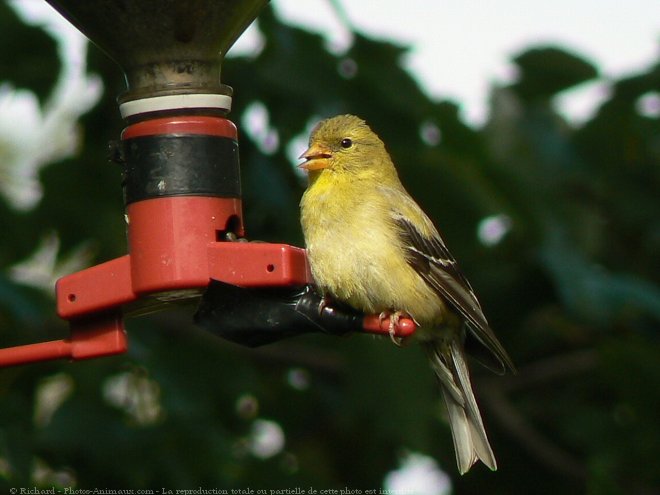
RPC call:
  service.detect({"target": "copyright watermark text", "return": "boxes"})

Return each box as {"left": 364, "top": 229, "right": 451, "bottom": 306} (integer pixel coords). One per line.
{"left": 9, "top": 488, "right": 413, "bottom": 495}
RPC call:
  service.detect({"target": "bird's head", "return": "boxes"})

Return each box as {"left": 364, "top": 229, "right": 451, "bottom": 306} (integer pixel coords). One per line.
{"left": 299, "top": 115, "right": 394, "bottom": 179}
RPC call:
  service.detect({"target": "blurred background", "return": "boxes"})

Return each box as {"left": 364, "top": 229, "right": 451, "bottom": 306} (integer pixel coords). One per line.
{"left": 1, "top": 0, "right": 659, "bottom": 493}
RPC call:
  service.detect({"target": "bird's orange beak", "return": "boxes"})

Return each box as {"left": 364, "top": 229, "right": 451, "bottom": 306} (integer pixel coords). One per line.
{"left": 298, "top": 144, "right": 332, "bottom": 171}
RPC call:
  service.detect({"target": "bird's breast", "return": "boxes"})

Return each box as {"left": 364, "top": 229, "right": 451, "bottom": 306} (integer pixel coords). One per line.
{"left": 300, "top": 179, "right": 445, "bottom": 323}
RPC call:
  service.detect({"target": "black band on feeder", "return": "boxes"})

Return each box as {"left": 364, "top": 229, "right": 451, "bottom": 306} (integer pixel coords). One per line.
{"left": 121, "top": 134, "right": 241, "bottom": 204}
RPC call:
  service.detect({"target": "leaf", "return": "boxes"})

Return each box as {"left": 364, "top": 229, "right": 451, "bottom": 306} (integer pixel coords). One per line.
{"left": 512, "top": 45, "right": 598, "bottom": 100}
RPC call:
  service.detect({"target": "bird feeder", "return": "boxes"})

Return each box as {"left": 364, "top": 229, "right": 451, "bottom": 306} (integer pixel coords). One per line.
{"left": 0, "top": 0, "right": 415, "bottom": 367}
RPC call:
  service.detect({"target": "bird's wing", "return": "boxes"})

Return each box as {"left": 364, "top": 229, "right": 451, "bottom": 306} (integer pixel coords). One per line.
{"left": 394, "top": 214, "right": 515, "bottom": 373}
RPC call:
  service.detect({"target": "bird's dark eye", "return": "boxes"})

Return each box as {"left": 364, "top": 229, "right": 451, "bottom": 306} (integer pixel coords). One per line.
{"left": 340, "top": 138, "right": 353, "bottom": 149}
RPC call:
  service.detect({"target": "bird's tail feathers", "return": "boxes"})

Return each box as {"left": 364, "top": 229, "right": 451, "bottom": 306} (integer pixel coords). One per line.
{"left": 424, "top": 338, "right": 497, "bottom": 474}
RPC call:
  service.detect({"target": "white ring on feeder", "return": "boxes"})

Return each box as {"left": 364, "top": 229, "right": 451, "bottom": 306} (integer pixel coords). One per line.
{"left": 119, "top": 93, "right": 232, "bottom": 118}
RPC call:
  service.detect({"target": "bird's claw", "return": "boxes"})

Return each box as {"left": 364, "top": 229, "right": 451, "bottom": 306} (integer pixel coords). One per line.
{"left": 379, "top": 310, "right": 405, "bottom": 347}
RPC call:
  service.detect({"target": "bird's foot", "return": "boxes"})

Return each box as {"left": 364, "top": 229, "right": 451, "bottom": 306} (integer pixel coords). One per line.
{"left": 379, "top": 310, "right": 407, "bottom": 347}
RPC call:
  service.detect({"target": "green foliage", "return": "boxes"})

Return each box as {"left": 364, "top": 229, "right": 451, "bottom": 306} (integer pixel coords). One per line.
{"left": 1, "top": 4, "right": 659, "bottom": 494}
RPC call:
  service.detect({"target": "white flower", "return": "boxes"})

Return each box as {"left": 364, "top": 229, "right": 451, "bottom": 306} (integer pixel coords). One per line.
{"left": 477, "top": 214, "right": 513, "bottom": 247}
{"left": 249, "top": 419, "right": 286, "bottom": 459}
{"left": 9, "top": 232, "right": 93, "bottom": 294}
{"left": 34, "top": 373, "right": 74, "bottom": 427}
{"left": 0, "top": 0, "right": 102, "bottom": 211}
{"left": 383, "top": 452, "right": 452, "bottom": 495}
{"left": 103, "top": 369, "right": 164, "bottom": 426}
{"left": 241, "top": 101, "right": 280, "bottom": 155}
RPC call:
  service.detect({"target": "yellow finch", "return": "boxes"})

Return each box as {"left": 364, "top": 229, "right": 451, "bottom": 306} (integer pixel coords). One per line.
{"left": 299, "top": 114, "right": 514, "bottom": 474}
